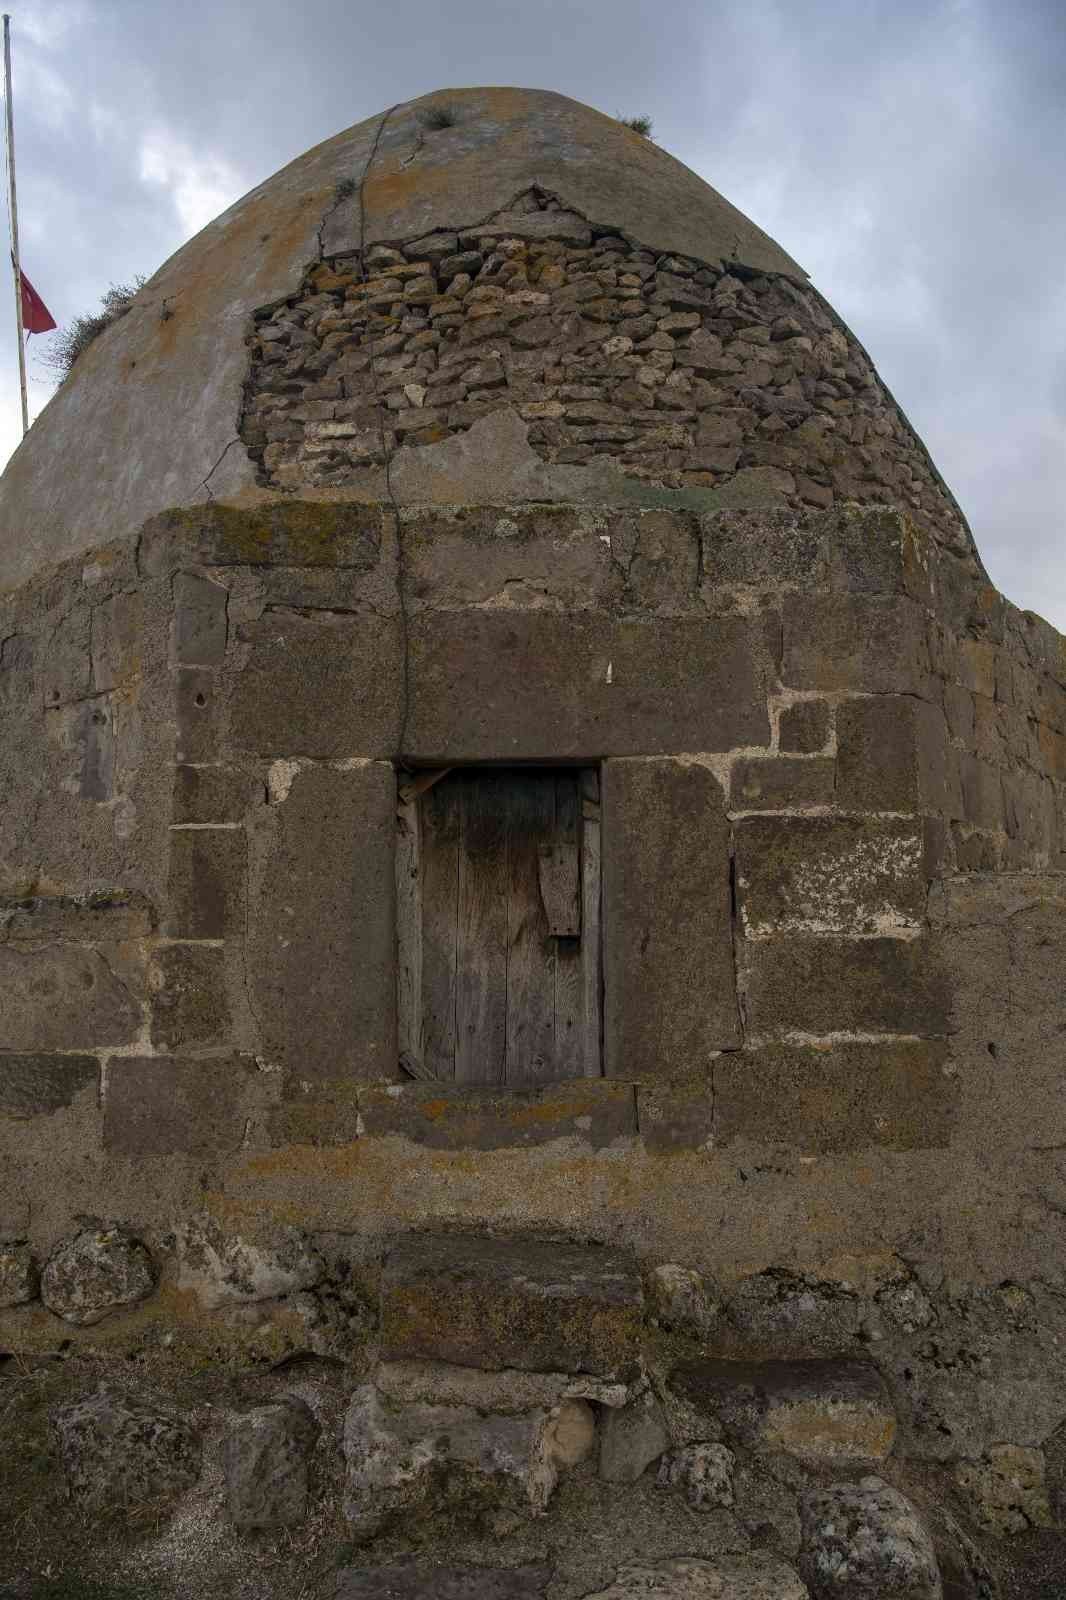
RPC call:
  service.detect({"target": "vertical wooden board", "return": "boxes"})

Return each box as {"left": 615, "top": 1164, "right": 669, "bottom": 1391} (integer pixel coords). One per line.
{"left": 420, "top": 775, "right": 461, "bottom": 1079}
{"left": 580, "top": 801, "right": 603, "bottom": 1077}
{"left": 395, "top": 795, "right": 423, "bottom": 1075}
{"left": 456, "top": 772, "right": 509, "bottom": 1084}
{"left": 505, "top": 773, "right": 557, "bottom": 1087}
{"left": 553, "top": 774, "right": 585, "bottom": 1080}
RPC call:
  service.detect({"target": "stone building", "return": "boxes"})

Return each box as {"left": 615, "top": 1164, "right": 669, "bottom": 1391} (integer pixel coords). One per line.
{"left": 1, "top": 87, "right": 1064, "bottom": 1597}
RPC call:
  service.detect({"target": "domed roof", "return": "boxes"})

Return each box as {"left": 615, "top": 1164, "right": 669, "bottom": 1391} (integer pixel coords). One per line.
{"left": 0, "top": 87, "right": 974, "bottom": 593}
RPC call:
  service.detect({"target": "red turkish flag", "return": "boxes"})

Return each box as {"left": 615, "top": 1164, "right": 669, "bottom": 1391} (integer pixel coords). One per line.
{"left": 19, "top": 270, "right": 56, "bottom": 335}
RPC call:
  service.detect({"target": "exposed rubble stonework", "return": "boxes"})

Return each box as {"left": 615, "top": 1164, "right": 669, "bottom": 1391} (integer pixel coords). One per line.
{"left": 240, "top": 192, "right": 971, "bottom": 560}
{"left": 1, "top": 85, "right": 1065, "bottom": 1598}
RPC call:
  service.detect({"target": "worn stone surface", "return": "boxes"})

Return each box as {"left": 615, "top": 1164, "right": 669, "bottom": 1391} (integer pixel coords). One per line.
{"left": 0, "top": 944, "right": 141, "bottom": 1051}
{"left": 798, "top": 1478, "right": 941, "bottom": 1598}
{"left": 249, "top": 760, "right": 396, "bottom": 1083}
{"left": 955, "top": 1445, "right": 1052, "bottom": 1537}
{"left": 778, "top": 700, "right": 831, "bottom": 754}
{"left": 343, "top": 1384, "right": 559, "bottom": 1537}
{"left": 657, "top": 1442, "right": 736, "bottom": 1509}
{"left": 164, "top": 825, "right": 246, "bottom": 939}
{"left": 104, "top": 1055, "right": 254, "bottom": 1158}
{"left": 359, "top": 1080, "right": 636, "bottom": 1150}
{"left": 603, "top": 760, "right": 739, "bottom": 1079}
{"left": 0, "top": 1240, "right": 38, "bottom": 1306}
{"left": 53, "top": 1386, "right": 201, "bottom": 1511}
{"left": 335, "top": 1562, "right": 553, "bottom": 1600}
{"left": 40, "top": 1224, "right": 155, "bottom": 1325}
{"left": 781, "top": 595, "right": 929, "bottom": 695}
{"left": 730, "top": 757, "right": 836, "bottom": 812}
{"left": 373, "top": 1359, "right": 629, "bottom": 1416}
{"left": 735, "top": 815, "right": 926, "bottom": 937}
{"left": 0, "top": 1054, "right": 98, "bottom": 1118}
{"left": 740, "top": 937, "right": 949, "bottom": 1038}
{"left": 380, "top": 1233, "right": 643, "bottom": 1377}
{"left": 599, "top": 1390, "right": 671, "bottom": 1483}
{"left": 714, "top": 1042, "right": 956, "bottom": 1152}
{"left": 172, "top": 763, "right": 261, "bottom": 824}
{"left": 173, "top": 571, "right": 228, "bottom": 665}
{"left": 149, "top": 943, "right": 232, "bottom": 1049}
{"left": 836, "top": 696, "right": 954, "bottom": 814}
{"left": 223, "top": 1395, "right": 319, "bottom": 1529}
{"left": 669, "top": 1358, "right": 896, "bottom": 1464}
{"left": 578, "top": 1554, "right": 809, "bottom": 1600}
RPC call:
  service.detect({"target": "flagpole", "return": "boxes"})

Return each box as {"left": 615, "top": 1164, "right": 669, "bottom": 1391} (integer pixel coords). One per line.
{"left": 3, "top": 14, "right": 28, "bottom": 436}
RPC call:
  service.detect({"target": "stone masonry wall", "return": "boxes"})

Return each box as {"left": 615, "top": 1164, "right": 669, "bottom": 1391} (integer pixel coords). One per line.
{"left": 1, "top": 498, "right": 1063, "bottom": 1288}
{"left": 240, "top": 190, "right": 974, "bottom": 561}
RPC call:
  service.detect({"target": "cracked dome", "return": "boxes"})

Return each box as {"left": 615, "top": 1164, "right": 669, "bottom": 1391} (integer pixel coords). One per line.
{"left": 0, "top": 86, "right": 979, "bottom": 594}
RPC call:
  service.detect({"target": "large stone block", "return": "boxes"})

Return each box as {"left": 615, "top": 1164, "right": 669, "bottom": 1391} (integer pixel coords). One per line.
{"left": 380, "top": 1233, "right": 643, "bottom": 1378}
{"left": 798, "top": 1478, "right": 941, "bottom": 1600}
{"left": 669, "top": 1357, "right": 896, "bottom": 1465}
{"left": 0, "top": 945, "right": 141, "bottom": 1051}
{"left": 104, "top": 1055, "right": 254, "bottom": 1158}
{"left": 147, "top": 501, "right": 383, "bottom": 569}
{"left": 734, "top": 815, "right": 926, "bottom": 937}
{"left": 714, "top": 1042, "right": 957, "bottom": 1152}
{"left": 781, "top": 594, "right": 927, "bottom": 694}
{"left": 730, "top": 755, "right": 836, "bottom": 811}
{"left": 249, "top": 762, "right": 395, "bottom": 1083}
{"left": 228, "top": 611, "right": 403, "bottom": 758}
{"left": 358, "top": 1079, "right": 636, "bottom": 1150}
{"left": 836, "top": 696, "right": 955, "bottom": 814}
{"left": 406, "top": 613, "right": 769, "bottom": 761}
{"left": 0, "top": 1054, "right": 98, "bottom": 1117}
{"left": 150, "top": 943, "right": 231, "bottom": 1049}
{"left": 604, "top": 760, "right": 740, "bottom": 1079}
{"left": 164, "top": 826, "right": 246, "bottom": 939}
{"left": 174, "top": 666, "right": 221, "bottom": 762}
{"left": 741, "top": 937, "right": 949, "bottom": 1037}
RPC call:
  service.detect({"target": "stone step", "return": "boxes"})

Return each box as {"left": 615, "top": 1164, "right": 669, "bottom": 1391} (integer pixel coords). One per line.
{"left": 668, "top": 1356, "right": 896, "bottom": 1464}
{"left": 380, "top": 1232, "right": 643, "bottom": 1378}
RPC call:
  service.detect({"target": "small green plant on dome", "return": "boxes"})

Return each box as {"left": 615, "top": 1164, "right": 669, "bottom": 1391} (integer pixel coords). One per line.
{"left": 619, "top": 114, "right": 653, "bottom": 138}
{"left": 43, "top": 277, "right": 146, "bottom": 379}
{"left": 418, "top": 103, "right": 460, "bottom": 131}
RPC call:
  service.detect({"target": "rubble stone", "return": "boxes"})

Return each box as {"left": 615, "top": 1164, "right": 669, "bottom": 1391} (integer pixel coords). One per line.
{"left": 657, "top": 1441, "right": 736, "bottom": 1509}
{"left": 955, "top": 1445, "right": 1052, "bottom": 1536}
{"left": 176, "top": 1220, "right": 324, "bottom": 1308}
{"left": 798, "top": 1477, "right": 941, "bottom": 1598}
{"left": 223, "top": 1395, "right": 319, "bottom": 1529}
{"left": 342, "top": 1384, "right": 567, "bottom": 1537}
{"left": 53, "top": 1387, "right": 201, "bottom": 1511}
{"left": 40, "top": 1224, "right": 155, "bottom": 1325}
{"left": 647, "top": 1263, "right": 720, "bottom": 1339}
{"left": 599, "top": 1390, "right": 671, "bottom": 1483}
{"left": 0, "top": 1240, "right": 38, "bottom": 1306}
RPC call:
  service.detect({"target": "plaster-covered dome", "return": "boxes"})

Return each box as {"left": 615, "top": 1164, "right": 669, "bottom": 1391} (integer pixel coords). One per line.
{"left": 0, "top": 86, "right": 976, "bottom": 593}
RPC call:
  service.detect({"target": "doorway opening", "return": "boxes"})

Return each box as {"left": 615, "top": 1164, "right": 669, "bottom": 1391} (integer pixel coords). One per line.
{"left": 397, "top": 766, "right": 602, "bottom": 1086}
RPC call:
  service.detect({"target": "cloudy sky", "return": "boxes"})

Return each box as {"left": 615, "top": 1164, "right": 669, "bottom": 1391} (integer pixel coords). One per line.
{"left": 4, "top": 0, "right": 1064, "bottom": 624}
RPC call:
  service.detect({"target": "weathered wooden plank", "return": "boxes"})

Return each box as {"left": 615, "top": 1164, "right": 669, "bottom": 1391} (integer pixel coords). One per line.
{"left": 456, "top": 772, "right": 508, "bottom": 1084}
{"left": 395, "top": 794, "right": 424, "bottom": 1077}
{"left": 537, "top": 818, "right": 581, "bottom": 937}
{"left": 580, "top": 788, "right": 603, "bottom": 1078}
{"left": 505, "top": 773, "right": 556, "bottom": 1087}
{"left": 420, "top": 775, "right": 461, "bottom": 1080}
{"left": 553, "top": 774, "right": 585, "bottom": 1079}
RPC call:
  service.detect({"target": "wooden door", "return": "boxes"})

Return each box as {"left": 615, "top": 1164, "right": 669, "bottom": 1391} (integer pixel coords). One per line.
{"left": 397, "top": 768, "right": 601, "bottom": 1085}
